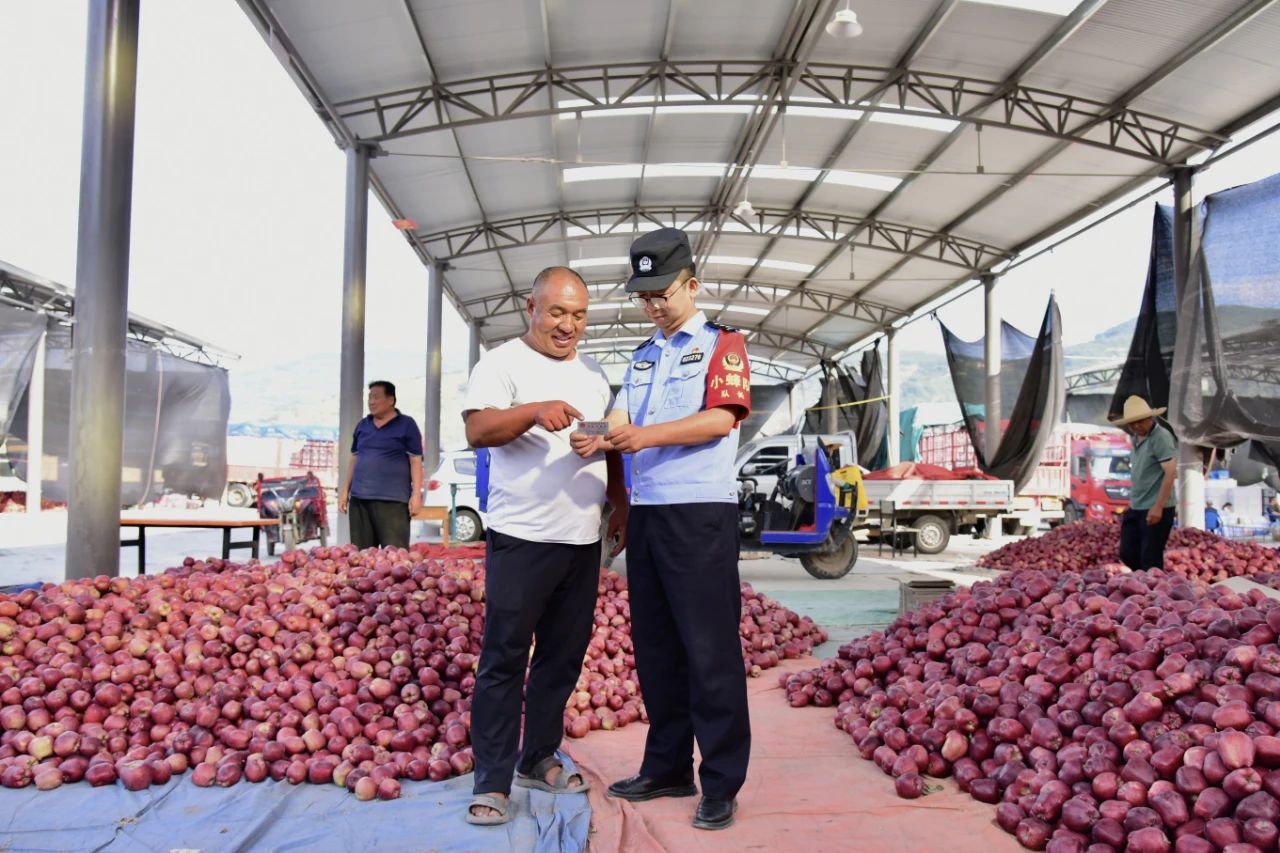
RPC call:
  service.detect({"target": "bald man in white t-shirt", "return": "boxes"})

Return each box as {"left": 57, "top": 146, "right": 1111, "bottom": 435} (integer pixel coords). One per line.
{"left": 461, "top": 266, "right": 628, "bottom": 826}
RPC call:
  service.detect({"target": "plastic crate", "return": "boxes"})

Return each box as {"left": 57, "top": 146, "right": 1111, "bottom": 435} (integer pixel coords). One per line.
{"left": 898, "top": 579, "right": 956, "bottom": 615}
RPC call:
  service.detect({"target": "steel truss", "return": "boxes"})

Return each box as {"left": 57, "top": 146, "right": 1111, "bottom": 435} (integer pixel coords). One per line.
{"left": 336, "top": 60, "right": 1223, "bottom": 165}
{"left": 0, "top": 268, "right": 234, "bottom": 368}
{"left": 419, "top": 204, "right": 1011, "bottom": 273}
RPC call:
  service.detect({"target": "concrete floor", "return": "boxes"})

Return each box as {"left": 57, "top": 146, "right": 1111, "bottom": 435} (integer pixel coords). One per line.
{"left": 0, "top": 507, "right": 1007, "bottom": 649}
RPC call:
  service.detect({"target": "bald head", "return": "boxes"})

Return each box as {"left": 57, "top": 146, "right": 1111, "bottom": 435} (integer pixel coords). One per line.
{"left": 531, "top": 266, "right": 588, "bottom": 304}
{"left": 523, "top": 266, "right": 590, "bottom": 359}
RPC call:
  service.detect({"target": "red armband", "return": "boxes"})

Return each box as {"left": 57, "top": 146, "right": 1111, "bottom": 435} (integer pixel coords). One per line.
{"left": 704, "top": 331, "right": 751, "bottom": 424}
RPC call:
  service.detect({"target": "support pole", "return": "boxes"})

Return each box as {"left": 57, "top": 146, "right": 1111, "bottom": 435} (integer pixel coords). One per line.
{"left": 25, "top": 326, "right": 47, "bottom": 514}
{"left": 886, "top": 329, "right": 901, "bottom": 467}
{"left": 467, "top": 319, "right": 483, "bottom": 372}
{"left": 424, "top": 262, "right": 444, "bottom": 476}
{"left": 822, "top": 365, "right": 838, "bottom": 435}
{"left": 336, "top": 144, "right": 371, "bottom": 546}
{"left": 983, "top": 273, "right": 1002, "bottom": 464}
{"left": 1172, "top": 166, "right": 1205, "bottom": 530}
{"left": 65, "top": 0, "right": 140, "bottom": 580}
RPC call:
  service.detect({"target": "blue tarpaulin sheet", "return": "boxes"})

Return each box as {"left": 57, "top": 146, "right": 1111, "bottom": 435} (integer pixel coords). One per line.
{"left": 0, "top": 754, "right": 590, "bottom": 853}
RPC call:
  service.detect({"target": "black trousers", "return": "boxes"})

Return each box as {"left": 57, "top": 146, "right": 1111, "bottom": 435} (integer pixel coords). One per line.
{"left": 348, "top": 497, "right": 410, "bottom": 550}
{"left": 1120, "top": 506, "right": 1175, "bottom": 570}
{"left": 471, "top": 530, "right": 600, "bottom": 796}
{"left": 627, "top": 503, "right": 750, "bottom": 800}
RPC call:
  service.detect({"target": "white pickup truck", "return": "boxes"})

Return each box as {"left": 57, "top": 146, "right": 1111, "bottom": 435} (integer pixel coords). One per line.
{"left": 861, "top": 477, "right": 1015, "bottom": 555}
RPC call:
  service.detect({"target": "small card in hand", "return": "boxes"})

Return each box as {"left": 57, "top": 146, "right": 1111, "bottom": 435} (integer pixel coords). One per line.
{"left": 577, "top": 420, "right": 610, "bottom": 435}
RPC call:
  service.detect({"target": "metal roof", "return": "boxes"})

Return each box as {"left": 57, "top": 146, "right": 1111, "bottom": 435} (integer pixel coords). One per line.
{"left": 236, "top": 0, "right": 1280, "bottom": 375}
{"left": 0, "top": 260, "right": 237, "bottom": 367}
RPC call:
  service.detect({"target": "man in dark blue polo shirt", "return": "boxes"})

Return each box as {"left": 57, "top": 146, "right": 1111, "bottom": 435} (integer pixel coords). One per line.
{"left": 338, "top": 380, "right": 424, "bottom": 549}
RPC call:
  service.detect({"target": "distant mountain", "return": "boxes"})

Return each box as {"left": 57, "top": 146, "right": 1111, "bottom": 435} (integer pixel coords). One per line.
{"left": 230, "top": 347, "right": 472, "bottom": 451}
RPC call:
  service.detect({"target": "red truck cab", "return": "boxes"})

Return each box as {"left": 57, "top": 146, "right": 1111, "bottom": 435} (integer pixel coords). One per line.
{"left": 1067, "top": 430, "right": 1133, "bottom": 522}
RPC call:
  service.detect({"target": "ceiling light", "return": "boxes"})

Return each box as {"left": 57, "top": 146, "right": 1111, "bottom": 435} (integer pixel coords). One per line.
{"left": 733, "top": 198, "right": 756, "bottom": 218}
{"left": 826, "top": 2, "right": 863, "bottom": 38}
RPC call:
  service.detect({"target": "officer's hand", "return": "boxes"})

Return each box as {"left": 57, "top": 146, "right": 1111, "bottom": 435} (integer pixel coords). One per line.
{"left": 570, "top": 431, "right": 605, "bottom": 458}
{"left": 1146, "top": 508, "right": 1163, "bottom": 526}
{"left": 606, "top": 424, "right": 649, "bottom": 453}
{"left": 533, "top": 401, "right": 583, "bottom": 432}
{"left": 606, "top": 502, "right": 628, "bottom": 556}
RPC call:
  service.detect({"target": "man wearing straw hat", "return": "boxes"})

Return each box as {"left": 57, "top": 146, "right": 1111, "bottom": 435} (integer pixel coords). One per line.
{"left": 1111, "top": 395, "right": 1178, "bottom": 570}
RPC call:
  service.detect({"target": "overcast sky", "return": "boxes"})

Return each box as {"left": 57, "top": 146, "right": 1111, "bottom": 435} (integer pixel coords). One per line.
{"left": 2, "top": 2, "right": 1278, "bottom": 388}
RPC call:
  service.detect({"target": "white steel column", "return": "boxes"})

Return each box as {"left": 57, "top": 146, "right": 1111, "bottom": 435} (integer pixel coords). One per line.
{"left": 467, "top": 319, "right": 483, "bottom": 372}
{"left": 983, "top": 273, "right": 1002, "bottom": 463}
{"left": 336, "top": 144, "right": 371, "bottom": 546}
{"left": 65, "top": 0, "right": 140, "bottom": 580}
{"left": 25, "top": 327, "right": 47, "bottom": 514}
{"left": 424, "top": 262, "right": 444, "bottom": 474}
{"left": 1172, "top": 166, "right": 1205, "bottom": 529}
{"left": 886, "top": 329, "right": 901, "bottom": 467}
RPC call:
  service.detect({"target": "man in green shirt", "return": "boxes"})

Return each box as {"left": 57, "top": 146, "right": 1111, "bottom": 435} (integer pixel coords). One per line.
{"left": 1111, "top": 396, "right": 1177, "bottom": 570}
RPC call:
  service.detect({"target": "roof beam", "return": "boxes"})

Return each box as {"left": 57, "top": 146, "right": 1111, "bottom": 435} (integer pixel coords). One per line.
{"left": 420, "top": 204, "right": 1012, "bottom": 272}
{"left": 691, "top": 0, "right": 837, "bottom": 266}
{"left": 401, "top": 0, "right": 527, "bottom": 332}
{"left": 808, "top": 0, "right": 1277, "bottom": 344}
{"left": 342, "top": 59, "right": 1224, "bottom": 165}
{"left": 632, "top": 0, "right": 681, "bottom": 208}
{"left": 757, "top": 0, "right": 1107, "bottom": 337}
{"left": 711, "top": 0, "right": 961, "bottom": 323}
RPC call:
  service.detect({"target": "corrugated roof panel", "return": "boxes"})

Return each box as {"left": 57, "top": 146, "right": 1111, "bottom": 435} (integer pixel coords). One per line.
{"left": 271, "top": 0, "right": 429, "bottom": 103}
{"left": 1021, "top": 0, "right": 1240, "bottom": 107}
{"left": 409, "top": 0, "right": 544, "bottom": 80}
{"left": 911, "top": 0, "right": 1065, "bottom": 80}
{"left": 667, "top": 0, "right": 799, "bottom": 62}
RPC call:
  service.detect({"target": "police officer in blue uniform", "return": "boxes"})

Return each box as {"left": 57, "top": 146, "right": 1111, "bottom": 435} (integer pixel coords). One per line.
{"left": 571, "top": 227, "right": 751, "bottom": 830}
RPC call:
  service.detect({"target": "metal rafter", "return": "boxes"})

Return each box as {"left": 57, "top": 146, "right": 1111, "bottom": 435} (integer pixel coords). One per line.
{"left": 459, "top": 275, "right": 900, "bottom": 330}
{"left": 421, "top": 204, "right": 1011, "bottom": 272}
{"left": 758, "top": 0, "right": 1107, "bottom": 337}
{"left": 401, "top": 1, "right": 526, "bottom": 332}
{"left": 235, "top": 0, "right": 479, "bottom": 325}
{"left": 691, "top": 0, "right": 836, "bottom": 266}
{"left": 0, "top": 267, "right": 235, "bottom": 367}
{"left": 633, "top": 0, "right": 681, "bottom": 208}
{"left": 807, "top": 0, "right": 1278, "bottom": 351}
{"left": 711, "top": 0, "right": 961, "bottom": 323}
{"left": 336, "top": 60, "right": 1227, "bottom": 166}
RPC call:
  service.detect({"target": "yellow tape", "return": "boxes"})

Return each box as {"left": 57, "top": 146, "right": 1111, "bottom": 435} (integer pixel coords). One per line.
{"left": 805, "top": 394, "right": 892, "bottom": 412}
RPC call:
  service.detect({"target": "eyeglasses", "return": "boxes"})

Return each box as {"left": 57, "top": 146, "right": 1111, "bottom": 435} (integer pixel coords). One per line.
{"left": 629, "top": 279, "right": 689, "bottom": 309}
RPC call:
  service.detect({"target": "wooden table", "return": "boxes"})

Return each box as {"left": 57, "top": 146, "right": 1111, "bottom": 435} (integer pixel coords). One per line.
{"left": 119, "top": 518, "right": 281, "bottom": 574}
{"left": 411, "top": 506, "right": 451, "bottom": 547}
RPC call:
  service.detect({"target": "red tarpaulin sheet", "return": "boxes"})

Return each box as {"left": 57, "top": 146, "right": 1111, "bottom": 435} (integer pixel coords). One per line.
{"left": 564, "top": 658, "right": 1019, "bottom": 853}
{"left": 864, "top": 462, "right": 997, "bottom": 481}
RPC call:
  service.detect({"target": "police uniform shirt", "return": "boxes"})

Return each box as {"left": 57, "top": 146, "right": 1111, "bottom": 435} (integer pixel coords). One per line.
{"left": 613, "top": 310, "right": 751, "bottom": 505}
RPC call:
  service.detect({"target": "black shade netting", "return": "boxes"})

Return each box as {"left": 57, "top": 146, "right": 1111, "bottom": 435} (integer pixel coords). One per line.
{"left": 802, "top": 349, "right": 888, "bottom": 469}
{"left": 0, "top": 305, "right": 45, "bottom": 440}
{"left": 1112, "top": 173, "right": 1280, "bottom": 465}
{"left": 6, "top": 328, "right": 231, "bottom": 505}
{"left": 939, "top": 297, "right": 1065, "bottom": 491}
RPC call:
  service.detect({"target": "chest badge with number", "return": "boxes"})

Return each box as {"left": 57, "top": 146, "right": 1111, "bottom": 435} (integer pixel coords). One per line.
{"left": 680, "top": 352, "right": 704, "bottom": 365}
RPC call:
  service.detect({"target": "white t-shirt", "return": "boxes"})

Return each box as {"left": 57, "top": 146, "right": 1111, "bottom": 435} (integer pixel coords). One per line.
{"left": 462, "top": 339, "right": 613, "bottom": 545}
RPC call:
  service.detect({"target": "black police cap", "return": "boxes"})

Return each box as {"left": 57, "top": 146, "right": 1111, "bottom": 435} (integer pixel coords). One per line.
{"left": 626, "top": 227, "right": 694, "bottom": 293}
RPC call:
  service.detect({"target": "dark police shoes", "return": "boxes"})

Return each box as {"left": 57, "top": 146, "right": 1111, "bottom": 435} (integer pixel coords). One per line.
{"left": 606, "top": 772, "right": 698, "bottom": 802}
{"left": 692, "top": 796, "right": 737, "bottom": 830}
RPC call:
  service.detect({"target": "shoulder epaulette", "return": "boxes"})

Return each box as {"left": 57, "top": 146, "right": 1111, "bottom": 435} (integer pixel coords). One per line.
{"left": 632, "top": 336, "right": 656, "bottom": 352}
{"left": 706, "top": 321, "right": 741, "bottom": 333}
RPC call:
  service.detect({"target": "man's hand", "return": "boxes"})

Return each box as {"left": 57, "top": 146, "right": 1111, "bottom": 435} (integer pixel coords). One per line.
{"left": 408, "top": 492, "right": 423, "bottom": 516}
{"left": 1146, "top": 507, "right": 1164, "bottom": 526}
{"left": 338, "top": 491, "right": 350, "bottom": 514}
{"left": 606, "top": 502, "right": 628, "bottom": 556}
{"left": 606, "top": 424, "right": 651, "bottom": 454}
{"left": 533, "top": 400, "right": 583, "bottom": 432}
{"left": 570, "top": 431, "right": 607, "bottom": 458}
